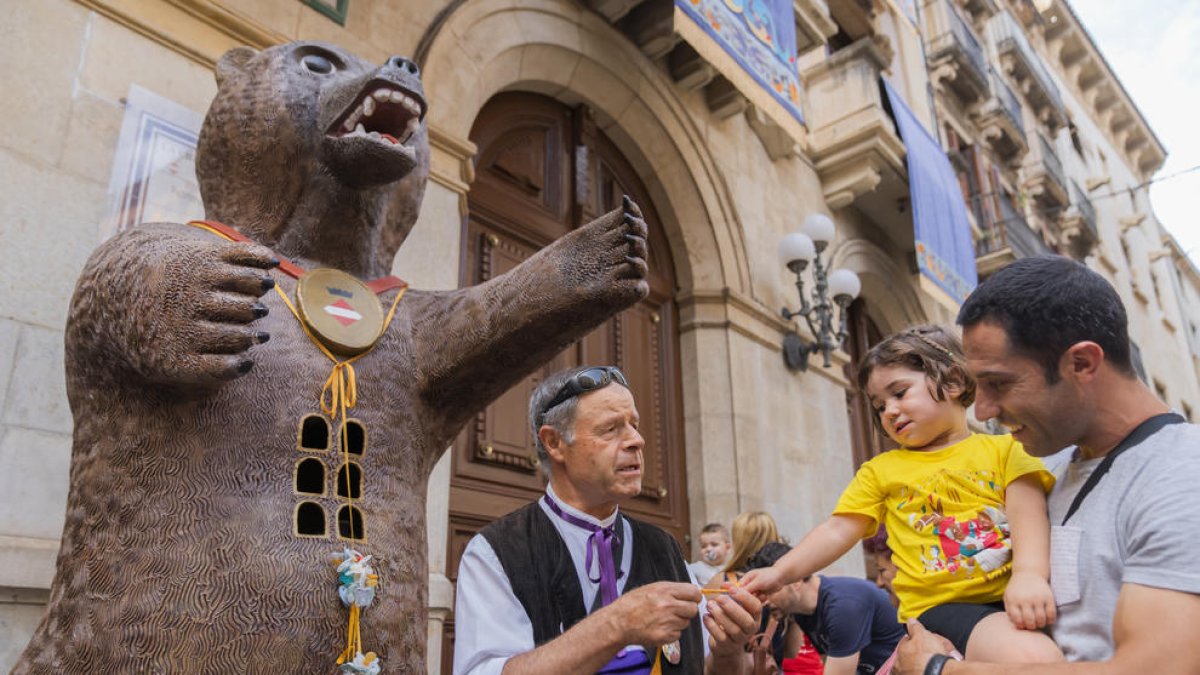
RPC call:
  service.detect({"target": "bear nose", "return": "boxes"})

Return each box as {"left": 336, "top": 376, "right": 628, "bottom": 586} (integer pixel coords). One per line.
{"left": 387, "top": 56, "right": 419, "bottom": 75}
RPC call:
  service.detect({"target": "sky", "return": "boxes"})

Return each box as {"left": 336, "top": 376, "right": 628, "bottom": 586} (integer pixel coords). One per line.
{"left": 1068, "top": 0, "right": 1200, "bottom": 267}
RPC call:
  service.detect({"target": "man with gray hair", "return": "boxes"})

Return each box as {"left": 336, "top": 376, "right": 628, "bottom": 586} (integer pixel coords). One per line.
{"left": 454, "top": 365, "right": 762, "bottom": 674}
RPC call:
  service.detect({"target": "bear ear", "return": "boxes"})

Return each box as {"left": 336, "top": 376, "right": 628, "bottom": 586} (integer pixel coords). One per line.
{"left": 215, "top": 47, "right": 257, "bottom": 87}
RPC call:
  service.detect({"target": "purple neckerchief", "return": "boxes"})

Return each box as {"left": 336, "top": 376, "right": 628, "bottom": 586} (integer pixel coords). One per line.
{"left": 543, "top": 493, "right": 624, "bottom": 608}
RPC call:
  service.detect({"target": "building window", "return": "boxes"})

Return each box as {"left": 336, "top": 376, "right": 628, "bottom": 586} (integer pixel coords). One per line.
{"left": 1069, "top": 121, "right": 1085, "bottom": 158}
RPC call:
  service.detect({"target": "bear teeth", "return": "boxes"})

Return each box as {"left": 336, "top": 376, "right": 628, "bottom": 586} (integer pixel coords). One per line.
{"left": 335, "top": 85, "right": 423, "bottom": 145}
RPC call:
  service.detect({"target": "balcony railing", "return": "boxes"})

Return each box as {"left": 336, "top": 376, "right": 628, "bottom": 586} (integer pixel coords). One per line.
{"left": 991, "top": 70, "right": 1024, "bottom": 139}
{"left": 988, "top": 12, "right": 1065, "bottom": 128}
{"left": 1036, "top": 133, "right": 1066, "bottom": 198}
{"left": 946, "top": 2, "right": 988, "bottom": 84}
{"left": 1070, "top": 180, "right": 1096, "bottom": 236}
{"left": 977, "top": 192, "right": 1050, "bottom": 259}
{"left": 927, "top": 0, "right": 990, "bottom": 102}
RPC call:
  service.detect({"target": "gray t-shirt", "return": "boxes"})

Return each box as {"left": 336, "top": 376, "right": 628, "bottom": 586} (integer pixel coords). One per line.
{"left": 1046, "top": 420, "right": 1200, "bottom": 662}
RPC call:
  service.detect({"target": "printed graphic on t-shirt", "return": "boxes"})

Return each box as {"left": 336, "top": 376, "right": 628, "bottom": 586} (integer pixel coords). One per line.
{"left": 896, "top": 469, "right": 1012, "bottom": 579}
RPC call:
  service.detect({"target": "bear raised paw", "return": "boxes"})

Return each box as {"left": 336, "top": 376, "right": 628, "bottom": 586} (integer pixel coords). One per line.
{"left": 14, "top": 42, "right": 647, "bottom": 674}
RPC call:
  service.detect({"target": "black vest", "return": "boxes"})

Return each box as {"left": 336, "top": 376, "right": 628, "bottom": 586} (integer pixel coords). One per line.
{"left": 480, "top": 500, "right": 704, "bottom": 674}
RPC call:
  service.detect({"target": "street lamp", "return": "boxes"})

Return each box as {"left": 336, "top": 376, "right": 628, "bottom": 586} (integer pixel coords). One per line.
{"left": 778, "top": 214, "right": 861, "bottom": 371}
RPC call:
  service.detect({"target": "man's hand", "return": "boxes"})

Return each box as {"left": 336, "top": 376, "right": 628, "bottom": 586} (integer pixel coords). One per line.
{"left": 893, "top": 619, "right": 954, "bottom": 675}
{"left": 738, "top": 566, "right": 785, "bottom": 600}
{"left": 1004, "top": 571, "right": 1056, "bottom": 630}
{"left": 704, "top": 586, "right": 763, "bottom": 657}
{"left": 607, "top": 581, "right": 701, "bottom": 647}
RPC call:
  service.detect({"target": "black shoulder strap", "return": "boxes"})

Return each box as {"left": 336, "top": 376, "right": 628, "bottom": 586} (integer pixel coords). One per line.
{"left": 1061, "top": 412, "right": 1186, "bottom": 525}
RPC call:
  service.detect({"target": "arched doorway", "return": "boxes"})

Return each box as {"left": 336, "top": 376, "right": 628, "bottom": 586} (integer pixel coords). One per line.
{"left": 843, "top": 297, "right": 898, "bottom": 580}
{"left": 441, "top": 92, "right": 688, "bottom": 668}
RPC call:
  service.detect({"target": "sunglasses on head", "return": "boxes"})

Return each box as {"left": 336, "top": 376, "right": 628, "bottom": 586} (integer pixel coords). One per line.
{"left": 537, "top": 366, "right": 630, "bottom": 424}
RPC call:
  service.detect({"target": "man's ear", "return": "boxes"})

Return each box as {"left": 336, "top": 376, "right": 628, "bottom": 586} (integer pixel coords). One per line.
{"left": 215, "top": 46, "right": 257, "bottom": 88}
{"left": 538, "top": 425, "right": 565, "bottom": 462}
{"left": 1062, "top": 341, "right": 1104, "bottom": 382}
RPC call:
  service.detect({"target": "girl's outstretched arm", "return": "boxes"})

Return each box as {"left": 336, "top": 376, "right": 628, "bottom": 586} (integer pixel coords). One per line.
{"left": 740, "top": 513, "right": 872, "bottom": 598}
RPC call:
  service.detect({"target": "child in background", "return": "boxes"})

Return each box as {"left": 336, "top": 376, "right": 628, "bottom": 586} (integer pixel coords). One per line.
{"left": 742, "top": 325, "right": 1061, "bottom": 663}
{"left": 688, "top": 522, "right": 732, "bottom": 585}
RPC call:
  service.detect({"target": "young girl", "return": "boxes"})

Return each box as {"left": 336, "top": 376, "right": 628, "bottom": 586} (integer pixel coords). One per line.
{"left": 741, "top": 325, "right": 1061, "bottom": 663}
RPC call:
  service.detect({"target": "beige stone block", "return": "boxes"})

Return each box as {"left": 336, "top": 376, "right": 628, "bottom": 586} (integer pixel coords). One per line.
{"left": 0, "top": 427, "right": 71, "bottom": 539}
{"left": 424, "top": 40, "right": 484, "bottom": 135}
{"left": 294, "top": 4, "right": 354, "bottom": 55}
{"left": 513, "top": 3, "right": 582, "bottom": 50}
{"left": 0, "top": 321, "right": 17, "bottom": 418}
{"left": 461, "top": 9, "right": 527, "bottom": 67}
{"left": 392, "top": 185, "right": 463, "bottom": 291}
{"left": 0, "top": 0, "right": 89, "bottom": 166}
{"left": 0, "top": 149, "right": 107, "bottom": 329}
{"left": 514, "top": 0, "right": 585, "bottom": 20}
{"left": 354, "top": 1, "right": 438, "bottom": 57}
{"left": 425, "top": 450, "right": 453, "bottom": 573}
{"left": 0, "top": 596, "right": 50, "bottom": 671}
{"left": 216, "top": 0, "right": 301, "bottom": 38}
{"left": 79, "top": 14, "right": 216, "bottom": 114}
{"left": 0, "top": 537, "right": 58, "bottom": 589}
{"left": 518, "top": 44, "right": 580, "bottom": 92}
{"left": 57, "top": 91, "right": 124, "bottom": 185}
{"left": 478, "top": 47, "right": 524, "bottom": 100}
{"left": 2, "top": 325, "right": 71, "bottom": 436}
{"left": 576, "top": 15, "right": 640, "bottom": 80}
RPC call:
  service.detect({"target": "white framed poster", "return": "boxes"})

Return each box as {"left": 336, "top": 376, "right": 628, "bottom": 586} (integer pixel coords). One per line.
{"left": 104, "top": 85, "right": 204, "bottom": 239}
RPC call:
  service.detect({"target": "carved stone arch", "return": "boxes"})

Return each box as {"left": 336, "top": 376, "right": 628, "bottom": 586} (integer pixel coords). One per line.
{"left": 829, "top": 238, "right": 928, "bottom": 333}
{"left": 417, "top": 0, "right": 751, "bottom": 295}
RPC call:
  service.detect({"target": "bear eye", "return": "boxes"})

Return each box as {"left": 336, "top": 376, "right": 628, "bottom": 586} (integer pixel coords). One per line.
{"left": 301, "top": 54, "right": 334, "bottom": 74}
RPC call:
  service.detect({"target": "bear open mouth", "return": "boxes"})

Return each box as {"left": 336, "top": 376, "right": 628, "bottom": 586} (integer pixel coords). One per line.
{"left": 328, "top": 80, "right": 426, "bottom": 146}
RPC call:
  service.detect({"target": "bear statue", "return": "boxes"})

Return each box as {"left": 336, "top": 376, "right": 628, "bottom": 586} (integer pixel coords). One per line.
{"left": 14, "top": 41, "right": 649, "bottom": 673}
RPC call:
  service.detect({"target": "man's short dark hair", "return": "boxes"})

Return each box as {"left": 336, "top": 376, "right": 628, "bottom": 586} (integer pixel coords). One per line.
{"left": 744, "top": 542, "right": 811, "bottom": 581}
{"left": 957, "top": 256, "right": 1134, "bottom": 382}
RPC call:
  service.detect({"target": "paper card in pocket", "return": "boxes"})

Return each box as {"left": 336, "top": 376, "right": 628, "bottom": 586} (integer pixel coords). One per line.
{"left": 1050, "top": 525, "right": 1083, "bottom": 606}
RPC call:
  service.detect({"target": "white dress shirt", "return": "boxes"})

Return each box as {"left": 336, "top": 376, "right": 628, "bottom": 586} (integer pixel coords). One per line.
{"left": 453, "top": 485, "right": 707, "bottom": 675}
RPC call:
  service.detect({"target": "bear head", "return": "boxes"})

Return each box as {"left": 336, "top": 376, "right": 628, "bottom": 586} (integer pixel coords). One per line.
{"left": 195, "top": 41, "right": 431, "bottom": 275}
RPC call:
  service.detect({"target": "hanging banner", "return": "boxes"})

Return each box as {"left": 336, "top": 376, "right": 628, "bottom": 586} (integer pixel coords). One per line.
{"left": 882, "top": 79, "right": 978, "bottom": 306}
{"left": 674, "top": 0, "right": 805, "bottom": 139}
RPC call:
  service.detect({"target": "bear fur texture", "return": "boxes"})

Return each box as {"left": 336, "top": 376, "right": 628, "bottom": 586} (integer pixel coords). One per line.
{"left": 14, "top": 42, "right": 648, "bottom": 673}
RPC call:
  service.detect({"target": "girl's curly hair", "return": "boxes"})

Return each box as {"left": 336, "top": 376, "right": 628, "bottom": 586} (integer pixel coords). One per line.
{"left": 855, "top": 324, "right": 976, "bottom": 413}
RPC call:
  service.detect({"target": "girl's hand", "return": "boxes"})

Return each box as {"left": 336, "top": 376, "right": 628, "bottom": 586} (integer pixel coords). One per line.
{"left": 738, "top": 567, "right": 784, "bottom": 600}
{"left": 1004, "top": 570, "right": 1057, "bottom": 629}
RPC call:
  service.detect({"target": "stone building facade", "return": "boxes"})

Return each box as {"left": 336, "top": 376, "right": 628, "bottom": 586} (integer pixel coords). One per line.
{"left": 0, "top": 0, "right": 1195, "bottom": 672}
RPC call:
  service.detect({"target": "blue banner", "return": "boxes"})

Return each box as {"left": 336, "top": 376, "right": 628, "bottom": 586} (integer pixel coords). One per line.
{"left": 674, "top": 0, "right": 805, "bottom": 125}
{"left": 882, "top": 79, "right": 978, "bottom": 305}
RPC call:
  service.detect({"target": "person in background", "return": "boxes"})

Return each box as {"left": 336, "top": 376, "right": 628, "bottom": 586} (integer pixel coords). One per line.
{"left": 708, "top": 511, "right": 783, "bottom": 590}
{"left": 690, "top": 523, "right": 732, "bottom": 586}
{"left": 747, "top": 542, "right": 904, "bottom": 675}
{"left": 862, "top": 527, "right": 898, "bottom": 609}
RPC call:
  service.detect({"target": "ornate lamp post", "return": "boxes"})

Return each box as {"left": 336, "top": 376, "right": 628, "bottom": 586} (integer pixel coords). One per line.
{"left": 778, "top": 214, "right": 861, "bottom": 371}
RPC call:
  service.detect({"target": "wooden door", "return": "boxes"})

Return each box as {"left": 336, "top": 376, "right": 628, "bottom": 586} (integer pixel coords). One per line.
{"left": 441, "top": 93, "right": 687, "bottom": 668}
{"left": 842, "top": 298, "right": 895, "bottom": 577}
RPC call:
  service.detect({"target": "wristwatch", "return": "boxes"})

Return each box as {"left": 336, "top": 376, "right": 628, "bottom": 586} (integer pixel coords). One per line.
{"left": 924, "top": 654, "right": 951, "bottom": 675}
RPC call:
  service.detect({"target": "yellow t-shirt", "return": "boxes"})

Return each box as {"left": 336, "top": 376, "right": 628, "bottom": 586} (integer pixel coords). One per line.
{"left": 833, "top": 433, "right": 1054, "bottom": 621}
